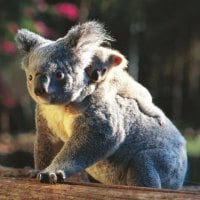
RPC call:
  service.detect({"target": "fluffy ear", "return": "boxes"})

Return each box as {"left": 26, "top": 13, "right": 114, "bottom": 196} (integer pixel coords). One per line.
{"left": 108, "top": 51, "right": 128, "bottom": 71}
{"left": 64, "top": 21, "right": 114, "bottom": 65}
{"left": 110, "top": 54, "right": 123, "bottom": 66}
{"left": 15, "top": 29, "right": 48, "bottom": 53}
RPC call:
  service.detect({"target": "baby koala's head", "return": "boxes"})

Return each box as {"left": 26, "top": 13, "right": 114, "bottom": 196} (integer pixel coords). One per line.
{"left": 85, "top": 47, "right": 128, "bottom": 84}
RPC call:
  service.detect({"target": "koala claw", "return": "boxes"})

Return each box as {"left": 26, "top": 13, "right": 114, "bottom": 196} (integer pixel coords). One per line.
{"left": 49, "top": 173, "right": 58, "bottom": 184}
{"left": 157, "top": 116, "right": 165, "bottom": 126}
{"left": 56, "top": 170, "right": 66, "bottom": 182}
{"left": 37, "top": 172, "right": 50, "bottom": 183}
{"left": 37, "top": 170, "right": 66, "bottom": 184}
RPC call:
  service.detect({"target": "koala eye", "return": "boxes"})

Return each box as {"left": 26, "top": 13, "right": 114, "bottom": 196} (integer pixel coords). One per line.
{"left": 56, "top": 71, "right": 65, "bottom": 80}
{"left": 28, "top": 75, "right": 33, "bottom": 82}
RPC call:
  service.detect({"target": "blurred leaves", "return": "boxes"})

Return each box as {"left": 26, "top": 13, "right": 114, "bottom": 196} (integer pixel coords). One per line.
{"left": 187, "top": 136, "right": 200, "bottom": 156}
{"left": 0, "top": 0, "right": 79, "bottom": 56}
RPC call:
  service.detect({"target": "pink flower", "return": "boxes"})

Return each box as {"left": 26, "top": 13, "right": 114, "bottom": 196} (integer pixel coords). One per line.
{"left": 2, "top": 96, "right": 16, "bottom": 108}
{"left": 0, "top": 40, "right": 16, "bottom": 54}
{"left": 55, "top": 3, "right": 79, "bottom": 20}
{"left": 34, "top": 21, "right": 53, "bottom": 37}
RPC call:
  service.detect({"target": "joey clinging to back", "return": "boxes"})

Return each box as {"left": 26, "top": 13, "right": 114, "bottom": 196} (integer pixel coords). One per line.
{"left": 84, "top": 47, "right": 165, "bottom": 125}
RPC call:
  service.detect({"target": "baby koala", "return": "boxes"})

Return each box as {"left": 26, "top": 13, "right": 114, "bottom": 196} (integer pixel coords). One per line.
{"left": 85, "top": 47, "right": 165, "bottom": 125}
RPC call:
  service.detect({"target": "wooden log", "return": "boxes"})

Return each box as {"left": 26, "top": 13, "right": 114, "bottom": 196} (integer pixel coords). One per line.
{"left": 0, "top": 177, "right": 200, "bottom": 200}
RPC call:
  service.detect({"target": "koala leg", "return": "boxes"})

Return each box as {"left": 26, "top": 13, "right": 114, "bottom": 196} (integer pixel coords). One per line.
{"left": 31, "top": 107, "right": 63, "bottom": 178}
{"left": 135, "top": 97, "right": 165, "bottom": 126}
{"left": 133, "top": 152, "right": 162, "bottom": 188}
{"left": 135, "top": 147, "right": 187, "bottom": 189}
{"left": 34, "top": 130, "right": 63, "bottom": 170}
{"left": 37, "top": 115, "right": 120, "bottom": 184}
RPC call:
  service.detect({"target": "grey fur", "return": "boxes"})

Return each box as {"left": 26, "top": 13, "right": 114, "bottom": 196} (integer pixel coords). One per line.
{"left": 15, "top": 29, "right": 50, "bottom": 53}
{"left": 15, "top": 21, "right": 187, "bottom": 189}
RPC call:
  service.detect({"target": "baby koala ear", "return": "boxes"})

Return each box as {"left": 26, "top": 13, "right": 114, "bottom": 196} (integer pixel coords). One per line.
{"left": 15, "top": 29, "right": 48, "bottom": 53}
{"left": 110, "top": 54, "right": 123, "bottom": 66}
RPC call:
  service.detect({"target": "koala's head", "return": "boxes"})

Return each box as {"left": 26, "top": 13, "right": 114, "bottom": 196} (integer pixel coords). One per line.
{"left": 15, "top": 21, "right": 112, "bottom": 105}
{"left": 85, "top": 47, "right": 128, "bottom": 83}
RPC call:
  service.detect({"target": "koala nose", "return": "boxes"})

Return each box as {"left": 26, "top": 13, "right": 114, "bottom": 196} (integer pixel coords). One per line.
{"left": 34, "top": 86, "right": 46, "bottom": 96}
{"left": 34, "top": 74, "right": 47, "bottom": 96}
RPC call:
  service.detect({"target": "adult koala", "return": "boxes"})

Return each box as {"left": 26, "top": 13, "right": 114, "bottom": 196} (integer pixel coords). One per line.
{"left": 15, "top": 21, "right": 187, "bottom": 189}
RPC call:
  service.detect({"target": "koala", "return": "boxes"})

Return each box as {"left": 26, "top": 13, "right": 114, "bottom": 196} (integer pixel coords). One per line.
{"left": 83, "top": 46, "right": 165, "bottom": 125}
{"left": 15, "top": 21, "right": 187, "bottom": 189}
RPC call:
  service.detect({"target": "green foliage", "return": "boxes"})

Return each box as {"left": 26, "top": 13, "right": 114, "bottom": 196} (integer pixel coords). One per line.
{"left": 187, "top": 137, "right": 200, "bottom": 156}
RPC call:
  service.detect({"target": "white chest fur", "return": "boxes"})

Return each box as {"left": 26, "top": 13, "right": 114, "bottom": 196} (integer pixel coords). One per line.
{"left": 40, "top": 105, "right": 81, "bottom": 141}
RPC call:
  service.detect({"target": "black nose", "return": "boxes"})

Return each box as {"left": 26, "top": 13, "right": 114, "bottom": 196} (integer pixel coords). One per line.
{"left": 34, "top": 74, "right": 47, "bottom": 96}
{"left": 34, "top": 86, "right": 46, "bottom": 96}
{"left": 91, "top": 70, "right": 100, "bottom": 82}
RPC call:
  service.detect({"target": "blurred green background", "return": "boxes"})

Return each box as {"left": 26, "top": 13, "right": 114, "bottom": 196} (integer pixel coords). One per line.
{"left": 0, "top": 0, "right": 200, "bottom": 186}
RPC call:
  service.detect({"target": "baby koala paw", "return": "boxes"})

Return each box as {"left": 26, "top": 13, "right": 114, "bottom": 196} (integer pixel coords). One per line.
{"left": 157, "top": 116, "right": 165, "bottom": 126}
{"left": 37, "top": 170, "right": 66, "bottom": 184}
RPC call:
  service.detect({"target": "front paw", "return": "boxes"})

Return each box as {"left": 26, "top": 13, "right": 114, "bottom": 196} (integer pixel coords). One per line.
{"left": 37, "top": 170, "right": 66, "bottom": 184}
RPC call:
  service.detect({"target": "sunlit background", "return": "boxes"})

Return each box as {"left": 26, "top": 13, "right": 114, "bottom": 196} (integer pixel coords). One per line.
{"left": 0, "top": 0, "right": 200, "bottom": 186}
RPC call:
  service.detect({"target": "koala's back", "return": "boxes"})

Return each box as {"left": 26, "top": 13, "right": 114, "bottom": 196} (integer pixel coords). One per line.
{"left": 111, "top": 69, "right": 152, "bottom": 102}
{"left": 124, "top": 98, "right": 187, "bottom": 188}
{"left": 83, "top": 94, "right": 187, "bottom": 188}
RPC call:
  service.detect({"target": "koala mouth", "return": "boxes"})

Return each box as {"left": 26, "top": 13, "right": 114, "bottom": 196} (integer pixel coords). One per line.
{"left": 35, "top": 93, "right": 72, "bottom": 105}
{"left": 35, "top": 94, "right": 52, "bottom": 104}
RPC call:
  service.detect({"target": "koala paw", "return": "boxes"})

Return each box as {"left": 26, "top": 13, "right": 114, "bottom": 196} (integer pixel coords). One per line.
{"left": 37, "top": 170, "right": 66, "bottom": 184}
{"left": 157, "top": 116, "right": 165, "bottom": 126}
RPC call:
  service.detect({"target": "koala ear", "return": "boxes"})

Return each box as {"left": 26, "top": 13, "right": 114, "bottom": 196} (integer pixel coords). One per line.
{"left": 64, "top": 21, "right": 114, "bottom": 65}
{"left": 15, "top": 29, "right": 48, "bottom": 53}
{"left": 110, "top": 54, "right": 123, "bottom": 66}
